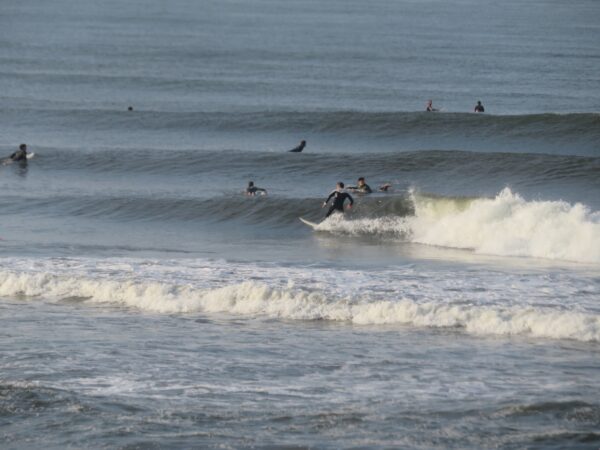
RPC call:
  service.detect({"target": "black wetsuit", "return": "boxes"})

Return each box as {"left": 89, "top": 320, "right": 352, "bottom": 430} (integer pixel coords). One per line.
{"left": 474, "top": 104, "right": 485, "bottom": 112}
{"left": 246, "top": 186, "right": 266, "bottom": 195}
{"left": 348, "top": 183, "right": 372, "bottom": 194}
{"left": 324, "top": 190, "right": 353, "bottom": 217}
{"left": 289, "top": 142, "right": 306, "bottom": 153}
{"left": 10, "top": 149, "right": 27, "bottom": 162}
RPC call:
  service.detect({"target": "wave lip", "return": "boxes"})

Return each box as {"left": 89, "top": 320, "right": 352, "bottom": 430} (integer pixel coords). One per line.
{"left": 0, "top": 269, "right": 599, "bottom": 343}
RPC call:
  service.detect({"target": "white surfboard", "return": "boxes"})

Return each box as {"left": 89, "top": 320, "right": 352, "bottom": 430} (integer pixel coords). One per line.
{"left": 299, "top": 217, "right": 320, "bottom": 229}
{"left": 2, "top": 153, "right": 35, "bottom": 165}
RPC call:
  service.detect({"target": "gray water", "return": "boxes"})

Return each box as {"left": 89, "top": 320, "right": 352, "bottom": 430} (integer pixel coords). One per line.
{"left": 1, "top": 0, "right": 600, "bottom": 448}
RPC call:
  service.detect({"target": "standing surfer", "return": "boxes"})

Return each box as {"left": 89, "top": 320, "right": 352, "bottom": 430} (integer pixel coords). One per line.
{"left": 322, "top": 182, "right": 353, "bottom": 217}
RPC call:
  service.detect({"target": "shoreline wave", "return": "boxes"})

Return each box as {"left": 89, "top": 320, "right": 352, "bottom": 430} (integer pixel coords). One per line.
{"left": 0, "top": 269, "right": 598, "bottom": 343}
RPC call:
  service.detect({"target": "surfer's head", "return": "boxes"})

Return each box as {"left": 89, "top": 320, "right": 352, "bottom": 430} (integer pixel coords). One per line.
{"left": 19, "top": 144, "right": 27, "bottom": 151}
{"left": 248, "top": 181, "right": 254, "bottom": 187}
{"left": 337, "top": 182, "right": 344, "bottom": 190}
{"left": 357, "top": 177, "right": 365, "bottom": 186}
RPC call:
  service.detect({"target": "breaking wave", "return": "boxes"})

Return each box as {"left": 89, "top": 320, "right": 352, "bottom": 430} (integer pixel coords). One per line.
{"left": 318, "top": 188, "right": 600, "bottom": 264}
{"left": 0, "top": 266, "right": 598, "bottom": 342}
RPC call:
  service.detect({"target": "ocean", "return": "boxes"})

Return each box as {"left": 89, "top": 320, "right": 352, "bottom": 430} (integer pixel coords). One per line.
{"left": 1, "top": 0, "right": 599, "bottom": 448}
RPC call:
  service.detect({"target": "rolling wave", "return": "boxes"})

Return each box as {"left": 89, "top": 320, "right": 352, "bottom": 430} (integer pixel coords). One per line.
{"left": 25, "top": 148, "right": 600, "bottom": 187}
{"left": 3, "top": 186, "right": 598, "bottom": 263}
{"left": 0, "top": 266, "right": 598, "bottom": 342}
{"left": 3, "top": 109, "right": 599, "bottom": 154}
{"left": 318, "top": 189, "right": 600, "bottom": 263}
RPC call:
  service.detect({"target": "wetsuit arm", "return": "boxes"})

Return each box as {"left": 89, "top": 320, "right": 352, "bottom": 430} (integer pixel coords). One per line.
{"left": 347, "top": 193, "right": 354, "bottom": 206}
{"left": 325, "top": 191, "right": 335, "bottom": 204}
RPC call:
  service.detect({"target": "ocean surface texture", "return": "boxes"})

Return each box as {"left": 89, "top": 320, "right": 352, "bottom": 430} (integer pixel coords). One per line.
{"left": 1, "top": 0, "right": 599, "bottom": 448}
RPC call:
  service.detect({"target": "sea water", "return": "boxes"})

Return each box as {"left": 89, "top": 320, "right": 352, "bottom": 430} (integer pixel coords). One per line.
{"left": 1, "top": 0, "right": 599, "bottom": 448}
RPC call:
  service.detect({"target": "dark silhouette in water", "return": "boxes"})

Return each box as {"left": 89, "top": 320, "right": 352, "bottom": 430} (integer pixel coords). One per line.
{"left": 289, "top": 140, "right": 306, "bottom": 152}
{"left": 246, "top": 181, "right": 267, "bottom": 196}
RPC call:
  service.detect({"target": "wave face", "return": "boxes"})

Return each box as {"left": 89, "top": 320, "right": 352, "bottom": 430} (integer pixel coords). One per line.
{"left": 1, "top": 257, "right": 598, "bottom": 343}
{"left": 300, "top": 189, "right": 600, "bottom": 264}
{"left": 3, "top": 110, "right": 599, "bottom": 155}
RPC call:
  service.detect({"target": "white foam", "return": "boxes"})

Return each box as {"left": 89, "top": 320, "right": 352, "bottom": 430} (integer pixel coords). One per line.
{"left": 0, "top": 260, "right": 598, "bottom": 342}
{"left": 316, "top": 189, "right": 600, "bottom": 263}
{"left": 411, "top": 188, "right": 600, "bottom": 263}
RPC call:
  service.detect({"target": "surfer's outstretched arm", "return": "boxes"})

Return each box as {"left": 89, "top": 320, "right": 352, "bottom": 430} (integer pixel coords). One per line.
{"left": 322, "top": 191, "right": 335, "bottom": 207}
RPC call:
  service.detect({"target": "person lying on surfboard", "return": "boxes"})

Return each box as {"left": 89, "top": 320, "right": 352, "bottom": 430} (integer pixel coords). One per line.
{"left": 246, "top": 181, "right": 267, "bottom": 196}
{"left": 322, "top": 182, "right": 353, "bottom": 218}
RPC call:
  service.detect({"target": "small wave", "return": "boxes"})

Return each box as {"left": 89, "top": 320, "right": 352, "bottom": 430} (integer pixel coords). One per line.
{"left": 30, "top": 148, "right": 600, "bottom": 190}
{"left": 0, "top": 270, "right": 598, "bottom": 342}
{"left": 5, "top": 109, "right": 600, "bottom": 154}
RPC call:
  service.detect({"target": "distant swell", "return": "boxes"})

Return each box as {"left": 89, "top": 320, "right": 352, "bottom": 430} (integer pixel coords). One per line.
{"left": 4, "top": 109, "right": 600, "bottom": 154}
{"left": 32, "top": 148, "right": 600, "bottom": 184}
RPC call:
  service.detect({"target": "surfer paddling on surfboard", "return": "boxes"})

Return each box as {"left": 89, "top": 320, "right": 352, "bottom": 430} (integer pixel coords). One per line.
{"left": 3, "top": 144, "right": 32, "bottom": 166}
{"left": 289, "top": 140, "right": 306, "bottom": 153}
{"left": 322, "top": 182, "right": 353, "bottom": 218}
{"left": 246, "top": 181, "right": 267, "bottom": 196}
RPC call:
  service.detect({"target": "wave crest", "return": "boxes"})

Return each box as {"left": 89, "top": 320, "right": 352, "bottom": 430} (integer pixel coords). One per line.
{"left": 0, "top": 270, "right": 598, "bottom": 342}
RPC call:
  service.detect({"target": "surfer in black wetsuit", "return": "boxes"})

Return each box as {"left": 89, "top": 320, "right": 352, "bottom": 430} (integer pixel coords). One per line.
{"left": 246, "top": 181, "right": 267, "bottom": 196}
{"left": 4, "top": 143, "right": 29, "bottom": 167}
{"left": 348, "top": 177, "right": 372, "bottom": 194}
{"left": 322, "top": 182, "right": 353, "bottom": 217}
{"left": 10, "top": 144, "right": 28, "bottom": 162}
{"left": 289, "top": 140, "right": 306, "bottom": 153}
{"left": 474, "top": 101, "right": 485, "bottom": 113}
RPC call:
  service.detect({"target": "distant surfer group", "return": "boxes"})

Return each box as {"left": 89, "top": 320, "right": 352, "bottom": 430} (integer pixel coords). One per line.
{"left": 426, "top": 99, "right": 485, "bottom": 113}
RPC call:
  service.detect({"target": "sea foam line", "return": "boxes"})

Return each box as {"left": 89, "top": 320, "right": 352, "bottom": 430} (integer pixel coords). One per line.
{"left": 1, "top": 270, "right": 598, "bottom": 342}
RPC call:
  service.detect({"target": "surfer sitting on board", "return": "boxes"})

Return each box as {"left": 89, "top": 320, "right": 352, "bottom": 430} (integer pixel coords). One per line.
{"left": 246, "top": 181, "right": 267, "bottom": 196}
{"left": 426, "top": 100, "right": 439, "bottom": 112}
{"left": 322, "top": 182, "right": 353, "bottom": 218}
{"left": 289, "top": 140, "right": 306, "bottom": 153}
{"left": 474, "top": 100, "right": 485, "bottom": 113}
{"left": 347, "top": 177, "right": 372, "bottom": 194}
